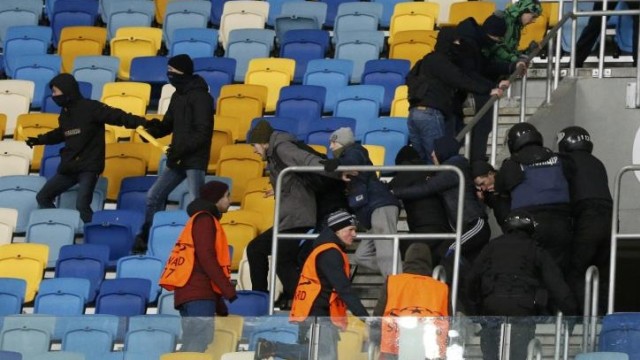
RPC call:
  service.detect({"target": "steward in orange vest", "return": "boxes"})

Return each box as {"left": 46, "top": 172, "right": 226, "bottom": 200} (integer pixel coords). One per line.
{"left": 254, "top": 210, "right": 369, "bottom": 360}
{"left": 373, "top": 243, "right": 450, "bottom": 360}
{"left": 158, "top": 181, "right": 237, "bottom": 353}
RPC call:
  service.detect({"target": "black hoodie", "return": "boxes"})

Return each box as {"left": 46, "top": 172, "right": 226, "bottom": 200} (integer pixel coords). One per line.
{"left": 37, "top": 74, "right": 146, "bottom": 174}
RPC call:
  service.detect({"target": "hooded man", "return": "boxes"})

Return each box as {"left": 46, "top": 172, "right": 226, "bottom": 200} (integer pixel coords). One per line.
{"left": 159, "top": 180, "right": 237, "bottom": 352}
{"left": 254, "top": 209, "right": 369, "bottom": 360}
{"left": 373, "top": 243, "right": 450, "bottom": 360}
{"left": 27, "top": 73, "right": 150, "bottom": 223}
{"left": 135, "top": 54, "right": 214, "bottom": 253}
{"left": 472, "top": 160, "right": 511, "bottom": 228}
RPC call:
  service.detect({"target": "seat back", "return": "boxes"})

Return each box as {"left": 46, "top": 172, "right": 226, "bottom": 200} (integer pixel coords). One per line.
{"left": 216, "top": 145, "right": 265, "bottom": 203}
{"left": 216, "top": 84, "right": 268, "bottom": 142}
{"left": 117, "top": 176, "right": 158, "bottom": 213}
{"left": 225, "top": 29, "right": 275, "bottom": 82}
{"left": 194, "top": 57, "right": 236, "bottom": 107}
{"left": 0, "top": 175, "right": 47, "bottom": 233}
{"left": 104, "top": 143, "right": 149, "bottom": 199}
{"left": 0, "top": 314, "right": 56, "bottom": 356}
{"left": 163, "top": 0, "right": 212, "bottom": 49}
{"left": 361, "top": 59, "right": 411, "bottom": 113}
{"left": 72, "top": 55, "right": 120, "bottom": 100}
{"left": 12, "top": 55, "right": 61, "bottom": 109}
{"left": 303, "top": 59, "right": 353, "bottom": 112}
{"left": 170, "top": 28, "right": 219, "bottom": 58}
{"left": 26, "top": 208, "right": 80, "bottom": 267}
{"left": 34, "top": 278, "right": 90, "bottom": 316}
{"left": 334, "top": 31, "right": 385, "bottom": 83}
{"left": 279, "top": 29, "right": 330, "bottom": 83}
{"left": 280, "top": 1, "right": 327, "bottom": 28}
{"left": 148, "top": 211, "right": 189, "bottom": 263}
{"left": 226, "top": 290, "right": 269, "bottom": 316}
{"left": 55, "top": 244, "right": 109, "bottom": 302}
{"left": 0, "top": 0, "right": 41, "bottom": 50}
{"left": 95, "top": 278, "right": 150, "bottom": 316}
{"left": 3, "top": 26, "right": 52, "bottom": 77}
{"left": 110, "top": 35, "right": 158, "bottom": 80}
{"left": 116, "top": 255, "right": 164, "bottom": 302}
{"left": 240, "top": 176, "right": 274, "bottom": 233}
{"left": 599, "top": 313, "right": 640, "bottom": 357}
{"left": 61, "top": 314, "right": 119, "bottom": 357}
{"left": 0, "top": 278, "right": 26, "bottom": 316}
{"left": 51, "top": 0, "right": 99, "bottom": 46}
{"left": 362, "top": 117, "right": 409, "bottom": 167}
{"left": 0, "top": 208, "right": 19, "bottom": 245}
{"left": 275, "top": 85, "right": 326, "bottom": 136}
{"left": 125, "top": 315, "right": 181, "bottom": 355}
{"left": 157, "top": 290, "right": 179, "bottom": 316}
{"left": 245, "top": 58, "right": 295, "bottom": 112}
{"left": 106, "top": 0, "right": 155, "bottom": 40}
{"left": 219, "top": 3, "right": 268, "bottom": 50}
{"left": 333, "top": 85, "right": 385, "bottom": 140}
{"left": 57, "top": 26, "right": 107, "bottom": 73}
{"left": 220, "top": 210, "right": 260, "bottom": 270}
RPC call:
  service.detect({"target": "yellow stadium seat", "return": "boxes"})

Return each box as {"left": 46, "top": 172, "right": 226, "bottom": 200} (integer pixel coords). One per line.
{"left": 542, "top": 2, "right": 559, "bottom": 28}
{"left": 245, "top": 58, "right": 295, "bottom": 112}
{"left": 337, "top": 328, "right": 365, "bottom": 360}
{"left": 155, "top": 0, "right": 169, "bottom": 24}
{"left": 208, "top": 128, "right": 234, "bottom": 174}
{"left": 104, "top": 142, "right": 149, "bottom": 199}
{"left": 110, "top": 33, "right": 159, "bottom": 80}
{"left": 206, "top": 315, "right": 244, "bottom": 358}
{"left": 14, "top": 113, "right": 58, "bottom": 171}
{"left": 389, "top": 2, "right": 439, "bottom": 43}
{"left": 57, "top": 26, "right": 107, "bottom": 73}
{"left": 214, "top": 115, "right": 242, "bottom": 144}
{"left": 217, "top": 144, "right": 265, "bottom": 203}
{"left": 102, "top": 82, "right": 151, "bottom": 140}
{"left": 390, "top": 85, "right": 409, "bottom": 118}
{"left": 216, "top": 84, "right": 268, "bottom": 142}
{"left": 220, "top": 209, "right": 261, "bottom": 271}
{"left": 519, "top": 15, "right": 549, "bottom": 51}
{"left": 0, "top": 243, "right": 48, "bottom": 302}
{"left": 389, "top": 30, "right": 438, "bottom": 67}
{"left": 447, "top": 1, "right": 496, "bottom": 25}
{"left": 241, "top": 177, "right": 274, "bottom": 233}
{"left": 115, "top": 27, "right": 163, "bottom": 51}
{"left": 161, "top": 353, "right": 214, "bottom": 360}
{"left": 363, "top": 144, "right": 385, "bottom": 176}
{"left": 0, "top": 114, "right": 6, "bottom": 139}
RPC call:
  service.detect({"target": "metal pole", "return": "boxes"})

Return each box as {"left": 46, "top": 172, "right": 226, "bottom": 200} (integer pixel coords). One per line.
{"left": 499, "top": 322, "right": 506, "bottom": 360}
{"left": 432, "top": 265, "right": 447, "bottom": 283}
{"left": 519, "top": 75, "right": 528, "bottom": 123}
{"left": 590, "top": 266, "right": 600, "bottom": 352}
{"left": 570, "top": 0, "right": 578, "bottom": 76}
{"left": 563, "top": 324, "right": 570, "bottom": 360}
{"left": 637, "top": 18, "right": 640, "bottom": 108}
{"left": 546, "top": 37, "right": 554, "bottom": 104}
{"left": 392, "top": 235, "right": 400, "bottom": 275}
{"left": 490, "top": 100, "right": 499, "bottom": 167}
{"left": 608, "top": 166, "right": 628, "bottom": 314}
{"left": 582, "top": 266, "right": 594, "bottom": 352}
{"left": 527, "top": 338, "right": 542, "bottom": 360}
{"left": 503, "top": 323, "right": 512, "bottom": 360}
{"left": 464, "top": 131, "right": 471, "bottom": 159}
{"left": 553, "top": 312, "right": 563, "bottom": 360}
{"left": 597, "top": 0, "right": 609, "bottom": 78}
{"left": 554, "top": 0, "right": 565, "bottom": 89}
{"left": 269, "top": 167, "right": 284, "bottom": 314}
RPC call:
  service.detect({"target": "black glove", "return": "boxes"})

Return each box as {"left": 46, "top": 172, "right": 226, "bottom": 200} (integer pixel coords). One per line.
{"left": 166, "top": 144, "right": 186, "bottom": 165}
{"left": 321, "top": 159, "right": 341, "bottom": 172}
{"left": 25, "top": 137, "right": 40, "bottom": 148}
{"left": 144, "top": 118, "right": 162, "bottom": 130}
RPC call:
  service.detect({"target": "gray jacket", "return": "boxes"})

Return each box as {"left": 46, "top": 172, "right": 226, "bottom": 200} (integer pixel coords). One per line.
{"left": 267, "top": 131, "right": 325, "bottom": 231}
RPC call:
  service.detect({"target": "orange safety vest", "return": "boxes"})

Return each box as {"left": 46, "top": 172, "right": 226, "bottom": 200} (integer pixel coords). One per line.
{"left": 380, "top": 273, "right": 449, "bottom": 357}
{"left": 159, "top": 211, "right": 231, "bottom": 294}
{"left": 289, "top": 243, "right": 350, "bottom": 330}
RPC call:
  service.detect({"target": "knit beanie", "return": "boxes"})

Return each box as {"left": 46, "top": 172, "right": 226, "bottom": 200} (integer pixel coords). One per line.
{"left": 403, "top": 243, "right": 433, "bottom": 276}
{"left": 471, "top": 161, "right": 495, "bottom": 179}
{"left": 395, "top": 145, "right": 422, "bottom": 165}
{"left": 248, "top": 120, "right": 274, "bottom": 144}
{"left": 199, "top": 181, "right": 229, "bottom": 204}
{"left": 482, "top": 14, "right": 508, "bottom": 38}
{"left": 433, "top": 136, "right": 461, "bottom": 162}
{"left": 168, "top": 54, "right": 194, "bottom": 75}
{"left": 327, "top": 209, "right": 357, "bottom": 232}
{"left": 330, "top": 127, "right": 355, "bottom": 147}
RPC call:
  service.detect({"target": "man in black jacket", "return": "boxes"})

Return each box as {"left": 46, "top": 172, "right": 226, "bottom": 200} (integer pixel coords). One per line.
{"left": 472, "top": 161, "right": 511, "bottom": 229}
{"left": 27, "top": 73, "right": 149, "bottom": 223}
{"left": 468, "top": 211, "right": 577, "bottom": 360}
{"left": 135, "top": 54, "right": 214, "bottom": 252}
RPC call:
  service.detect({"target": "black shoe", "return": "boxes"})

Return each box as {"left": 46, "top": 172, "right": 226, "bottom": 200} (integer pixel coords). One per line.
{"left": 131, "top": 235, "right": 148, "bottom": 255}
{"left": 254, "top": 338, "right": 276, "bottom": 360}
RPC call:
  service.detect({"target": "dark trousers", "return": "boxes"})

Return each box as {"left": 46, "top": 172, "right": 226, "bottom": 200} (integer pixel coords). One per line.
{"left": 480, "top": 294, "right": 537, "bottom": 360}
{"left": 36, "top": 171, "right": 99, "bottom": 223}
{"left": 273, "top": 322, "right": 339, "bottom": 360}
{"left": 575, "top": 1, "right": 639, "bottom": 67}
{"left": 470, "top": 93, "right": 494, "bottom": 162}
{"left": 529, "top": 207, "right": 573, "bottom": 275}
{"left": 247, "top": 226, "right": 311, "bottom": 299}
{"left": 178, "top": 299, "right": 216, "bottom": 353}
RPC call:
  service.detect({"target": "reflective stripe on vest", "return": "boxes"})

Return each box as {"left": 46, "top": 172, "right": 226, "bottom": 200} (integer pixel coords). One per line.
{"left": 381, "top": 273, "right": 449, "bottom": 356}
{"left": 289, "top": 243, "right": 350, "bottom": 330}
{"left": 159, "top": 211, "right": 231, "bottom": 293}
{"left": 511, "top": 155, "right": 570, "bottom": 209}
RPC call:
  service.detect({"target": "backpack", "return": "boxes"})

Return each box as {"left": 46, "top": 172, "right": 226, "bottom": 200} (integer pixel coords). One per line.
{"left": 406, "top": 56, "right": 430, "bottom": 104}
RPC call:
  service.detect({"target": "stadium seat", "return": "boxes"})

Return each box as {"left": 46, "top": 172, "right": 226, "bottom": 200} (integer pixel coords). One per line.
{"left": 170, "top": 28, "right": 218, "bottom": 58}
{"left": 95, "top": 278, "right": 150, "bottom": 316}
{"left": 240, "top": 177, "right": 274, "bottom": 233}
{"left": 154, "top": 0, "right": 170, "bottom": 24}
{"left": 214, "top": 115, "right": 244, "bottom": 144}
{"left": 72, "top": 55, "right": 120, "bottom": 100}
{"left": 0, "top": 145, "right": 31, "bottom": 177}
{"left": 157, "top": 84, "right": 175, "bottom": 115}
{"left": 57, "top": 26, "right": 107, "bottom": 74}
{"left": 274, "top": 15, "right": 320, "bottom": 47}
{"left": 163, "top": 0, "right": 212, "bottom": 49}
{"left": 226, "top": 29, "right": 275, "bottom": 82}
{"left": 209, "top": 128, "right": 234, "bottom": 174}
{"left": 389, "top": 2, "right": 439, "bottom": 44}
{"left": 372, "top": 0, "right": 405, "bottom": 28}
{"left": 334, "top": 30, "right": 385, "bottom": 83}
{"left": 245, "top": 58, "right": 295, "bottom": 112}
{"left": 209, "top": 0, "right": 232, "bottom": 27}
{"left": 125, "top": 315, "right": 181, "bottom": 357}
{"left": 519, "top": 14, "right": 549, "bottom": 51}
{"left": 26, "top": 208, "right": 81, "bottom": 267}
{"left": 0, "top": 278, "right": 26, "bottom": 315}
{"left": 57, "top": 176, "right": 108, "bottom": 215}
{"left": 303, "top": 59, "right": 353, "bottom": 113}
{"left": 275, "top": 85, "right": 326, "bottom": 136}
{"left": 362, "top": 59, "right": 411, "bottom": 113}
{"left": 220, "top": 209, "right": 260, "bottom": 270}
{"left": 12, "top": 55, "right": 61, "bottom": 109}
{"left": 216, "top": 84, "right": 268, "bottom": 142}
{"left": 115, "top": 26, "right": 163, "bottom": 52}
{"left": 157, "top": 289, "right": 179, "bottom": 316}
{"left": 117, "top": 176, "right": 158, "bottom": 214}
{"left": 3, "top": 26, "right": 53, "bottom": 78}
{"left": 0, "top": 243, "right": 48, "bottom": 302}
{"left": 0, "top": 208, "right": 18, "bottom": 245}
{"left": 226, "top": 290, "right": 269, "bottom": 316}
{"left": 110, "top": 31, "right": 160, "bottom": 80}
{"left": 168, "top": 175, "right": 233, "bottom": 210}
{"left": 147, "top": 210, "right": 189, "bottom": 264}
{"left": 0, "top": 175, "right": 47, "bottom": 233}
{"left": 248, "top": 316, "right": 298, "bottom": 350}
{"left": 305, "top": 117, "right": 357, "bottom": 154}
{"left": 116, "top": 255, "right": 164, "bottom": 302}
{"left": 34, "top": 277, "right": 90, "bottom": 315}
{"left": 390, "top": 85, "right": 409, "bottom": 117}
{"left": 0, "top": 314, "right": 55, "bottom": 356}
{"left": 51, "top": 0, "right": 100, "bottom": 46}
{"left": 0, "top": 350, "right": 21, "bottom": 360}
{"left": 598, "top": 313, "right": 640, "bottom": 358}
{"left": 31, "top": 351, "right": 85, "bottom": 360}
{"left": 129, "top": 56, "right": 169, "bottom": 87}
{"left": 389, "top": 29, "right": 438, "bottom": 66}
{"left": 279, "top": 1, "right": 327, "bottom": 28}
{"left": 101, "top": 84, "right": 150, "bottom": 137}
{"left": 575, "top": 352, "right": 629, "bottom": 360}
{"left": 193, "top": 57, "right": 236, "bottom": 109}
{"left": 84, "top": 209, "right": 144, "bottom": 266}
{"left": 279, "top": 29, "right": 330, "bottom": 83}
{"left": 106, "top": 0, "right": 155, "bottom": 40}
{"left": 334, "top": 2, "right": 383, "bottom": 43}
{"left": 361, "top": 117, "right": 409, "bottom": 167}
{"left": 333, "top": 85, "right": 385, "bottom": 140}
{"left": 0, "top": 0, "right": 42, "bottom": 49}
{"left": 216, "top": 145, "right": 265, "bottom": 204}
{"left": 266, "top": 0, "right": 304, "bottom": 27}
{"left": 55, "top": 243, "right": 109, "bottom": 302}
{"left": 103, "top": 143, "right": 149, "bottom": 199}
{"left": 219, "top": 1, "right": 268, "bottom": 50}
{"left": 0, "top": 80, "right": 34, "bottom": 136}
{"left": 362, "top": 144, "right": 385, "bottom": 173}
{"left": 14, "top": 113, "right": 57, "bottom": 171}
{"left": 447, "top": 1, "right": 496, "bottom": 26}
{"left": 60, "top": 314, "right": 119, "bottom": 358}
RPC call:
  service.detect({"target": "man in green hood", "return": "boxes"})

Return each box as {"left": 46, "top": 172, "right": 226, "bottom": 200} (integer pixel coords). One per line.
{"left": 484, "top": 0, "right": 543, "bottom": 63}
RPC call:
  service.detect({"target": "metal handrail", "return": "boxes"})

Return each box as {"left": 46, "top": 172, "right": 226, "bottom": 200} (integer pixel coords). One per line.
{"left": 527, "top": 338, "right": 543, "bottom": 360}
{"left": 582, "top": 265, "right": 600, "bottom": 352}
{"left": 432, "top": 264, "right": 447, "bottom": 283}
{"left": 553, "top": 312, "right": 564, "bottom": 360}
{"left": 608, "top": 165, "right": 640, "bottom": 314}
{"left": 270, "top": 165, "right": 465, "bottom": 315}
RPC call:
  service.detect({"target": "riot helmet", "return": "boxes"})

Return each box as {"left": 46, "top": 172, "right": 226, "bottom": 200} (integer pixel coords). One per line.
{"left": 557, "top": 126, "right": 593, "bottom": 153}
{"left": 506, "top": 123, "right": 543, "bottom": 153}
{"left": 503, "top": 210, "right": 536, "bottom": 235}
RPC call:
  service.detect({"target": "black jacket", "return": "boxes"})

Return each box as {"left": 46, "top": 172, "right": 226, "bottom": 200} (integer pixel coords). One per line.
{"left": 148, "top": 75, "right": 214, "bottom": 170}
{"left": 38, "top": 74, "right": 146, "bottom": 175}
{"left": 562, "top": 150, "right": 613, "bottom": 213}
{"left": 409, "top": 29, "right": 495, "bottom": 114}
{"left": 392, "top": 155, "right": 487, "bottom": 226}
{"left": 308, "top": 227, "right": 369, "bottom": 318}
{"left": 467, "top": 230, "right": 578, "bottom": 316}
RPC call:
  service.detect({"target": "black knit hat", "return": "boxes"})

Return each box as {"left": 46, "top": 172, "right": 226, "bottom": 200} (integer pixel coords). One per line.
{"left": 168, "top": 54, "right": 193, "bottom": 75}
{"left": 471, "top": 161, "right": 495, "bottom": 179}
{"left": 482, "top": 14, "right": 508, "bottom": 38}
{"left": 248, "top": 120, "right": 274, "bottom": 144}
{"left": 199, "top": 181, "right": 229, "bottom": 204}
{"left": 327, "top": 209, "right": 357, "bottom": 232}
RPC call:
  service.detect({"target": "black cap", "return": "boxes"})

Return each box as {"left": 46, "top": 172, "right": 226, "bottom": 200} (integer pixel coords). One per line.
{"left": 168, "top": 54, "right": 193, "bottom": 75}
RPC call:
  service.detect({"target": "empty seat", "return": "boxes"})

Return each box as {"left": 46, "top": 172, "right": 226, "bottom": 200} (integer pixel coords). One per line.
{"left": 389, "top": 30, "right": 438, "bottom": 67}
{"left": 147, "top": 210, "right": 189, "bottom": 264}
{"left": 372, "top": 0, "right": 406, "bottom": 28}
{"left": 163, "top": 0, "right": 212, "bottom": 49}
{"left": 216, "top": 84, "right": 268, "bottom": 142}
{"left": 275, "top": 85, "right": 326, "bottom": 137}
{"left": 57, "top": 26, "right": 107, "bottom": 74}
{"left": 0, "top": 314, "right": 56, "bottom": 356}
{"left": 103, "top": 143, "right": 149, "bottom": 199}
{"left": 245, "top": 58, "right": 295, "bottom": 112}
{"left": 362, "top": 59, "right": 411, "bottom": 113}
{"left": 598, "top": 313, "right": 640, "bottom": 357}
{"left": 72, "top": 55, "right": 120, "bottom": 100}
{"left": 279, "top": 29, "right": 330, "bottom": 83}
{"left": 95, "top": 278, "right": 150, "bottom": 316}
{"left": 117, "top": 176, "right": 158, "bottom": 214}
{"left": 216, "top": 145, "right": 265, "bottom": 204}
{"left": 361, "top": 117, "right": 409, "bottom": 167}
{"left": 389, "top": 2, "right": 439, "bottom": 43}
{"left": 157, "top": 289, "right": 179, "bottom": 316}
{"left": 0, "top": 243, "right": 48, "bottom": 302}
{"left": 334, "top": 2, "right": 383, "bottom": 42}
{"left": 129, "top": 56, "right": 169, "bottom": 87}
{"left": 51, "top": 0, "right": 100, "bottom": 46}
{"left": 84, "top": 209, "right": 144, "bottom": 266}
{"left": 11, "top": 54, "right": 61, "bottom": 109}
{"left": 220, "top": 209, "right": 260, "bottom": 270}
{"left": 61, "top": 314, "right": 119, "bottom": 358}
{"left": 0, "top": 0, "right": 42, "bottom": 49}
{"left": 55, "top": 243, "right": 109, "bottom": 302}
{"left": 390, "top": 84, "right": 409, "bottom": 117}
{"left": 303, "top": 59, "right": 353, "bottom": 113}
{"left": 26, "top": 208, "right": 81, "bottom": 267}
{"left": 106, "top": 0, "right": 155, "bottom": 40}
{"left": 219, "top": 1, "right": 269, "bottom": 50}
{"left": 209, "top": 128, "right": 234, "bottom": 174}
{"left": 225, "top": 29, "right": 276, "bottom": 82}
{"left": 0, "top": 175, "right": 47, "bottom": 233}
{"left": 116, "top": 255, "right": 164, "bottom": 302}
{"left": 170, "top": 28, "right": 219, "bottom": 58}
{"left": 0, "top": 208, "right": 19, "bottom": 245}
{"left": 3, "top": 26, "right": 53, "bottom": 78}
{"left": 193, "top": 57, "right": 236, "bottom": 108}
{"left": 110, "top": 28, "right": 162, "bottom": 80}
{"left": 267, "top": 0, "right": 303, "bottom": 27}
{"left": 125, "top": 315, "right": 182, "bottom": 357}
{"left": 0, "top": 278, "right": 26, "bottom": 316}
{"left": 334, "top": 31, "right": 385, "bottom": 83}
{"left": 34, "top": 277, "right": 91, "bottom": 315}
{"left": 0, "top": 80, "right": 34, "bottom": 135}
{"left": 333, "top": 85, "right": 385, "bottom": 140}
{"left": 279, "top": 1, "right": 327, "bottom": 28}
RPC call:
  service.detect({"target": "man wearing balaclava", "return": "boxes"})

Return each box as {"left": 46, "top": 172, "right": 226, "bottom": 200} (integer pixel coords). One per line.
{"left": 134, "top": 54, "right": 214, "bottom": 252}
{"left": 26, "top": 73, "right": 150, "bottom": 223}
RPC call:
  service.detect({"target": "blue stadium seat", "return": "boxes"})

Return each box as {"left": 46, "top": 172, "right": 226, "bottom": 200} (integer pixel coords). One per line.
{"left": 117, "top": 176, "right": 158, "bottom": 214}
{"left": 561, "top": 1, "right": 593, "bottom": 53}
{"left": 333, "top": 85, "right": 385, "bottom": 140}
{"left": 42, "top": 80, "right": 92, "bottom": 114}
{"left": 333, "top": 2, "right": 383, "bottom": 41}
{"left": 84, "top": 209, "right": 144, "bottom": 267}
{"left": 576, "top": 352, "right": 629, "bottom": 360}
{"left": 72, "top": 55, "right": 120, "bottom": 100}
{"left": 116, "top": 255, "right": 164, "bottom": 302}
{"left": 323, "top": 0, "right": 359, "bottom": 28}
{"left": 95, "top": 278, "right": 150, "bottom": 316}
{"left": 0, "top": 175, "right": 47, "bottom": 233}
{"left": 305, "top": 117, "right": 357, "bottom": 156}
{"left": 38, "top": 144, "right": 64, "bottom": 178}
{"left": 279, "top": 29, "right": 330, "bottom": 83}
{"left": 274, "top": 15, "right": 320, "bottom": 46}
{"left": 0, "top": 314, "right": 56, "bottom": 356}
{"left": 3, "top": 26, "right": 52, "bottom": 78}
{"left": 163, "top": 0, "right": 212, "bottom": 49}
{"left": 129, "top": 56, "right": 169, "bottom": 85}
{"left": 126, "top": 315, "right": 181, "bottom": 353}
{"left": 34, "top": 278, "right": 91, "bottom": 316}
{"left": 12, "top": 54, "right": 62, "bottom": 109}
{"left": 51, "top": 0, "right": 100, "bottom": 46}
{"left": 599, "top": 313, "right": 640, "bottom": 359}
{"left": 248, "top": 316, "right": 298, "bottom": 350}
{"left": 30, "top": 351, "right": 84, "bottom": 360}
{"left": 57, "top": 176, "right": 108, "bottom": 215}
{"left": 26, "top": 209, "right": 81, "bottom": 267}
{"left": 614, "top": 2, "right": 635, "bottom": 54}
{"left": 61, "top": 314, "right": 119, "bottom": 357}
{"left": 372, "top": 0, "right": 405, "bottom": 28}
{"left": 226, "top": 290, "right": 269, "bottom": 317}
{"left": 267, "top": 0, "right": 303, "bottom": 27}
{"left": 362, "top": 59, "right": 411, "bottom": 113}
{"left": 303, "top": 59, "right": 353, "bottom": 113}
{"left": 170, "top": 28, "right": 219, "bottom": 58}
{"left": 248, "top": 116, "right": 304, "bottom": 142}
{"left": 226, "top": 28, "right": 276, "bottom": 82}
{"left": 147, "top": 210, "right": 189, "bottom": 264}
{"left": 0, "top": 0, "right": 42, "bottom": 49}
{"left": 0, "top": 350, "right": 22, "bottom": 360}
{"left": 193, "top": 57, "right": 236, "bottom": 109}
{"left": 361, "top": 117, "right": 409, "bottom": 167}
{"left": 280, "top": 1, "right": 327, "bottom": 28}
{"left": 276, "top": 85, "right": 326, "bottom": 135}
{"left": 55, "top": 244, "right": 110, "bottom": 302}
{"left": 334, "top": 31, "right": 385, "bottom": 83}
{"left": 96, "top": 352, "right": 124, "bottom": 360}
{"left": 157, "top": 289, "right": 179, "bottom": 316}
{"left": 168, "top": 175, "right": 233, "bottom": 210}
{"left": 0, "top": 278, "right": 26, "bottom": 316}
{"left": 210, "top": 0, "right": 231, "bottom": 27}
{"left": 106, "top": 0, "right": 155, "bottom": 40}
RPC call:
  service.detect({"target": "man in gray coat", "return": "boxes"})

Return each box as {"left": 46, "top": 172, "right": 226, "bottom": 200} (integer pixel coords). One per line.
{"left": 246, "top": 120, "right": 326, "bottom": 307}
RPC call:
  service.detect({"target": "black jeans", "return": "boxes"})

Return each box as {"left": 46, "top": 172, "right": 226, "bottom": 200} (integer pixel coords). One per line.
{"left": 470, "top": 93, "right": 494, "bottom": 162}
{"left": 178, "top": 299, "right": 215, "bottom": 353}
{"left": 529, "top": 207, "right": 573, "bottom": 275}
{"left": 247, "top": 226, "right": 311, "bottom": 299}
{"left": 36, "top": 171, "right": 99, "bottom": 223}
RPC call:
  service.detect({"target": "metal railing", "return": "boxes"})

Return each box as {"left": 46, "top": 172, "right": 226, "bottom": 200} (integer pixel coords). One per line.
{"left": 583, "top": 265, "right": 600, "bottom": 352}
{"left": 270, "top": 165, "right": 465, "bottom": 315}
{"left": 527, "top": 338, "right": 543, "bottom": 360}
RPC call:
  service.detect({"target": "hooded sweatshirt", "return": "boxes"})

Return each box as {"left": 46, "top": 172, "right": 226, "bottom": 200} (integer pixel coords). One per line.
{"left": 37, "top": 74, "right": 146, "bottom": 174}
{"left": 484, "top": 0, "right": 543, "bottom": 62}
